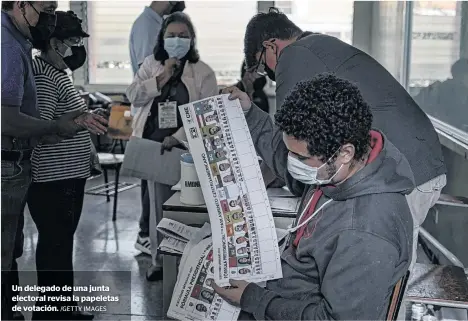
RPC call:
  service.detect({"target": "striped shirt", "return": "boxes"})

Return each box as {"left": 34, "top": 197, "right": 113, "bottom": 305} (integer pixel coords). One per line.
{"left": 31, "top": 57, "right": 91, "bottom": 182}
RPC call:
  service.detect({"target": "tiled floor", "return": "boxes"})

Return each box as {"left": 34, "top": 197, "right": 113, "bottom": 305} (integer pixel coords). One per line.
{"left": 17, "top": 175, "right": 164, "bottom": 320}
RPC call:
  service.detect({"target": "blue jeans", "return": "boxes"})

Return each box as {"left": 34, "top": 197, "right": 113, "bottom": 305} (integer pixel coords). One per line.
{"left": 1, "top": 158, "right": 31, "bottom": 320}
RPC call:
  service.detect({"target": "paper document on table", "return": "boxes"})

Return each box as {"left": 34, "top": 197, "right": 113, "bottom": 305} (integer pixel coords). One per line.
{"left": 179, "top": 94, "right": 282, "bottom": 286}
{"left": 267, "top": 187, "right": 295, "bottom": 198}
{"left": 168, "top": 237, "right": 241, "bottom": 321}
{"left": 157, "top": 218, "right": 199, "bottom": 243}
{"left": 159, "top": 237, "right": 187, "bottom": 255}
{"left": 269, "top": 197, "right": 300, "bottom": 214}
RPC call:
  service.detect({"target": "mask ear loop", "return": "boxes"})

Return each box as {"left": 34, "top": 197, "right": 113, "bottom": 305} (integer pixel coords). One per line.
{"left": 287, "top": 199, "right": 333, "bottom": 233}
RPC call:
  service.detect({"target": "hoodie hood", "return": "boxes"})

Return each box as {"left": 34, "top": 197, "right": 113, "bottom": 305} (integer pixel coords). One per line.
{"left": 322, "top": 130, "right": 415, "bottom": 201}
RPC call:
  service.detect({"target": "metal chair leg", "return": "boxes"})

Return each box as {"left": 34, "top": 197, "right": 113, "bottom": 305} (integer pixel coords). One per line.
{"left": 112, "top": 165, "right": 121, "bottom": 221}
{"left": 103, "top": 168, "right": 110, "bottom": 202}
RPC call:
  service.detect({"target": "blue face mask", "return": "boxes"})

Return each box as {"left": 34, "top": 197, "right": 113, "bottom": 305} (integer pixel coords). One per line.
{"left": 164, "top": 37, "right": 191, "bottom": 59}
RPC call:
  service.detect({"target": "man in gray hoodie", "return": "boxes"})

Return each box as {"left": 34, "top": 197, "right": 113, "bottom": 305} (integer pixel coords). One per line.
{"left": 214, "top": 74, "right": 414, "bottom": 320}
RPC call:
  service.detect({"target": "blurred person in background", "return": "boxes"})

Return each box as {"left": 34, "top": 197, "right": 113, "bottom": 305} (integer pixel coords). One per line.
{"left": 231, "top": 60, "right": 283, "bottom": 189}
{"left": 240, "top": 8, "right": 446, "bottom": 270}
{"left": 235, "top": 60, "right": 269, "bottom": 114}
{"left": 126, "top": 12, "right": 217, "bottom": 267}
{"left": 18, "top": 10, "right": 107, "bottom": 321}
{"left": 414, "top": 58, "right": 468, "bottom": 131}
{"left": 129, "top": 1, "right": 185, "bottom": 75}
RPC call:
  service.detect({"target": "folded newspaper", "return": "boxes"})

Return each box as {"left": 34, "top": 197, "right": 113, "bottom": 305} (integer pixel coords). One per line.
{"left": 168, "top": 224, "right": 288, "bottom": 321}
{"left": 179, "top": 94, "right": 283, "bottom": 286}
{"left": 157, "top": 218, "right": 200, "bottom": 255}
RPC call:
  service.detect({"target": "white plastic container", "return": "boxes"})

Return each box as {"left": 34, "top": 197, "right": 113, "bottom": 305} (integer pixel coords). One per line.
{"left": 180, "top": 153, "right": 205, "bottom": 205}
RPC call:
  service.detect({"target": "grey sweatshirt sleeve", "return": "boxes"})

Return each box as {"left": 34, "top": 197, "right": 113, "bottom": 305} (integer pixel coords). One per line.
{"left": 240, "top": 230, "right": 401, "bottom": 320}
{"left": 245, "top": 104, "right": 305, "bottom": 196}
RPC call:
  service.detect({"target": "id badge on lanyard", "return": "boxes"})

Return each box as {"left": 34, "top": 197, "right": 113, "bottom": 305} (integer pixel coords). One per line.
{"left": 158, "top": 100, "right": 178, "bottom": 129}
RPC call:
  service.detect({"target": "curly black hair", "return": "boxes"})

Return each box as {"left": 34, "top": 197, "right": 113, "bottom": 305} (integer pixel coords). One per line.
{"left": 275, "top": 73, "right": 373, "bottom": 162}
{"left": 244, "top": 11, "right": 302, "bottom": 69}
{"left": 153, "top": 12, "right": 199, "bottom": 64}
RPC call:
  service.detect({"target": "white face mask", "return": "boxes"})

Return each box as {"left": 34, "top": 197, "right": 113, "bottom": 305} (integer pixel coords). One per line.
{"left": 164, "top": 37, "right": 191, "bottom": 59}
{"left": 287, "top": 153, "right": 343, "bottom": 185}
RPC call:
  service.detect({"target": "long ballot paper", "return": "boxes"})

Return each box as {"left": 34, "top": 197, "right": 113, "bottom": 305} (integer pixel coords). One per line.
{"left": 179, "top": 94, "right": 282, "bottom": 286}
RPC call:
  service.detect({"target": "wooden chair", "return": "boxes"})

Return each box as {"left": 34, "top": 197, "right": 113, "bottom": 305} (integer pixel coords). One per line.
{"left": 386, "top": 271, "right": 411, "bottom": 321}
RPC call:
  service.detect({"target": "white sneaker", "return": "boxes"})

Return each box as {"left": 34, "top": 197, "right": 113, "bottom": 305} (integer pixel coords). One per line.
{"left": 135, "top": 235, "right": 151, "bottom": 255}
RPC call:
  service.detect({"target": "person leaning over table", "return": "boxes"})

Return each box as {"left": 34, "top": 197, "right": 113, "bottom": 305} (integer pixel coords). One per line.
{"left": 213, "top": 74, "right": 414, "bottom": 321}
{"left": 126, "top": 12, "right": 218, "bottom": 263}
{"left": 240, "top": 8, "right": 446, "bottom": 271}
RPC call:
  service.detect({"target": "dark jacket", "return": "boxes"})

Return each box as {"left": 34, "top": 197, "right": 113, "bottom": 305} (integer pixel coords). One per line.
{"left": 240, "top": 131, "right": 414, "bottom": 320}
{"left": 274, "top": 32, "right": 445, "bottom": 187}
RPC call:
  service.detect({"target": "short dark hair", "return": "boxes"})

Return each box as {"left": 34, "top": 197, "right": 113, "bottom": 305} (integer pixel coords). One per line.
{"left": 244, "top": 10, "right": 302, "bottom": 68}
{"left": 275, "top": 74, "right": 373, "bottom": 162}
{"left": 153, "top": 12, "right": 199, "bottom": 64}
{"left": 2, "top": 1, "right": 16, "bottom": 11}
{"left": 2, "top": 1, "right": 40, "bottom": 11}
{"left": 2, "top": 1, "right": 15, "bottom": 10}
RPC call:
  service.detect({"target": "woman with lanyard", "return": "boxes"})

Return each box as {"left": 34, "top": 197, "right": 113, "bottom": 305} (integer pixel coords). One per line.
{"left": 27, "top": 11, "right": 108, "bottom": 320}
{"left": 127, "top": 12, "right": 218, "bottom": 263}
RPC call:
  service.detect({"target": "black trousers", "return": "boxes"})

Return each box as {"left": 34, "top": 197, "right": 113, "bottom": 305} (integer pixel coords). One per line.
{"left": 26, "top": 178, "right": 86, "bottom": 319}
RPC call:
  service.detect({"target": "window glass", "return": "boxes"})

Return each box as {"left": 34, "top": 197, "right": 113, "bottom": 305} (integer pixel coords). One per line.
{"left": 86, "top": 1, "right": 257, "bottom": 86}
{"left": 410, "top": 1, "right": 467, "bottom": 133}
{"left": 276, "top": 0, "right": 354, "bottom": 44}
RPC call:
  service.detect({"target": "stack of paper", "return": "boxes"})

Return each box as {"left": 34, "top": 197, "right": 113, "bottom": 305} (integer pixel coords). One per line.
{"left": 267, "top": 187, "right": 295, "bottom": 198}
{"left": 269, "top": 197, "right": 300, "bottom": 216}
{"left": 157, "top": 218, "right": 200, "bottom": 255}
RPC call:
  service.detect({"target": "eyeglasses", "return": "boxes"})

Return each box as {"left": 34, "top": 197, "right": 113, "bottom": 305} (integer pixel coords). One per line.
{"left": 63, "top": 37, "right": 84, "bottom": 47}
{"left": 254, "top": 7, "right": 279, "bottom": 76}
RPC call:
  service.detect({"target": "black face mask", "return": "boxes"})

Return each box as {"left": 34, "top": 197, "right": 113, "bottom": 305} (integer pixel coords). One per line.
{"left": 253, "top": 76, "right": 267, "bottom": 91}
{"left": 264, "top": 65, "right": 276, "bottom": 82}
{"left": 24, "top": 4, "right": 56, "bottom": 50}
{"left": 169, "top": 1, "right": 185, "bottom": 13}
{"left": 63, "top": 46, "right": 87, "bottom": 71}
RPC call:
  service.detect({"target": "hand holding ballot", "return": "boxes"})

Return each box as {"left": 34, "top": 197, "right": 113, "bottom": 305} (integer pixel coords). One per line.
{"left": 221, "top": 86, "right": 252, "bottom": 112}
{"left": 212, "top": 279, "right": 249, "bottom": 306}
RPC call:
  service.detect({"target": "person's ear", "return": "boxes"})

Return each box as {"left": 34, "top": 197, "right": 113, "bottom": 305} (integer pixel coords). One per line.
{"left": 18, "top": 1, "right": 27, "bottom": 13}
{"left": 262, "top": 39, "right": 277, "bottom": 54}
{"left": 339, "top": 144, "right": 355, "bottom": 164}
